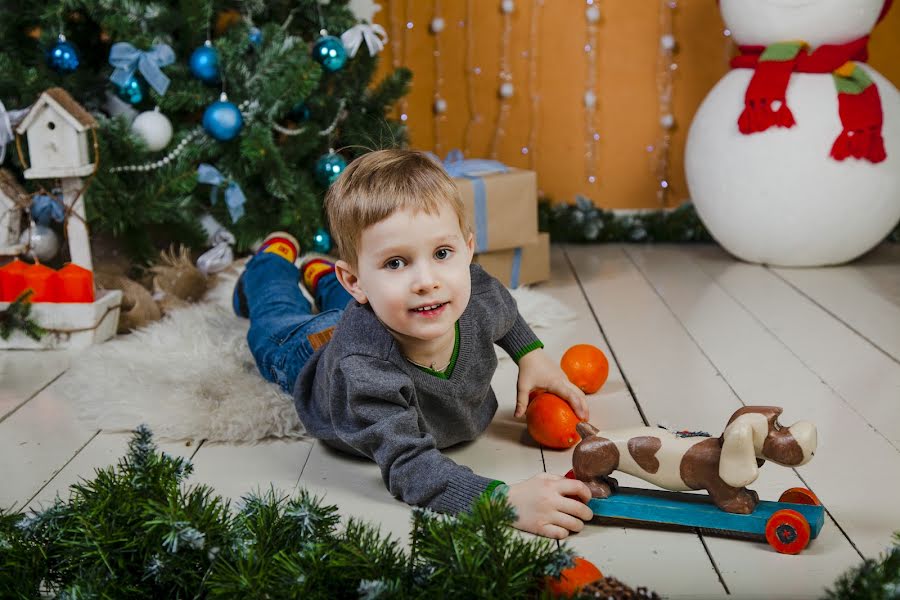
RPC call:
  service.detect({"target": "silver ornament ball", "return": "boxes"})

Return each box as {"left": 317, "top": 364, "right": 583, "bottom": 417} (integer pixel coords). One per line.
{"left": 20, "top": 224, "right": 60, "bottom": 262}
{"left": 499, "top": 82, "right": 515, "bottom": 98}
{"left": 430, "top": 17, "right": 445, "bottom": 33}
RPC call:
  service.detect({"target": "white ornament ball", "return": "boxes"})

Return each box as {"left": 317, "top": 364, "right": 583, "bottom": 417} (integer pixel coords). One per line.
{"left": 499, "top": 82, "right": 514, "bottom": 98}
{"left": 660, "top": 113, "right": 676, "bottom": 129}
{"left": 501, "top": 0, "right": 515, "bottom": 14}
{"left": 131, "top": 109, "right": 173, "bottom": 152}
{"left": 430, "top": 17, "right": 445, "bottom": 33}
{"left": 660, "top": 34, "right": 676, "bottom": 51}
{"left": 20, "top": 224, "right": 60, "bottom": 262}
{"left": 433, "top": 97, "right": 448, "bottom": 114}
{"left": 586, "top": 5, "right": 601, "bottom": 23}
{"left": 584, "top": 90, "right": 597, "bottom": 109}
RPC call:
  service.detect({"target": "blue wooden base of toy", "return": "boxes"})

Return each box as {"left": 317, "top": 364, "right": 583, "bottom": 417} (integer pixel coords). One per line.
{"left": 588, "top": 487, "right": 825, "bottom": 541}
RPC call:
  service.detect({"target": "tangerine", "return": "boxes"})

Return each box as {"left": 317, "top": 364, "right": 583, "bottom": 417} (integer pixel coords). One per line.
{"left": 560, "top": 344, "right": 609, "bottom": 394}
{"left": 545, "top": 557, "right": 604, "bottom": 596}
{"left": 526, "top": 392, "right": 581, "bottom": 449}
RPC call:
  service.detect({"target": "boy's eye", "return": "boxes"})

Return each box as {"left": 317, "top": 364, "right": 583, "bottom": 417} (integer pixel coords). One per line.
{"left": 435, "top": 248, "right": 452, "bottom": 260}
{"left": 385, "top": 258, "right": 406, "bottom": 270}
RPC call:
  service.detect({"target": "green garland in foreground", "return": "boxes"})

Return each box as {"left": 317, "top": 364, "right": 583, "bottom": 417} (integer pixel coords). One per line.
{"left": 823, "top": 534, "right": 900, "bottom": 600}
{"left": 0, "top": 427, "right": 578, "bottom": 599}
{"left": 539, "top": 197, "right": 900, "bottom": 245}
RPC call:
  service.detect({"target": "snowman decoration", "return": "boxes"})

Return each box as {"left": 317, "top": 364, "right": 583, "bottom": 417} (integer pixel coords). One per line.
{"left": 686, "top": 0, "right": 900, "bottom": 267}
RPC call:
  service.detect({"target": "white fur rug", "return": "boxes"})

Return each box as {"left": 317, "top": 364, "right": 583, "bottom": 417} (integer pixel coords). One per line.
{"left": 60, "top": 264, "right": 575, "bottom": 443}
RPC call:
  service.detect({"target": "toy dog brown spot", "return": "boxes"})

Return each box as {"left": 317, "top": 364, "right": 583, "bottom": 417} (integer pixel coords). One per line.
{"left": 628, "top": 436, "right": 662, "bottom": 474}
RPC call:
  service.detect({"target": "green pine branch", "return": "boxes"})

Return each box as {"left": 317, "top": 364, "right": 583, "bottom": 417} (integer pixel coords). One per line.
{"left": 0, "top": 290, "right": 47, "bottom": 341}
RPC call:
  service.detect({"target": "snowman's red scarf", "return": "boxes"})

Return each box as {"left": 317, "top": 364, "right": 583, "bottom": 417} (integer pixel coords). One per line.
{"left": 732, "top": 37, "right": 886, "bottom": 163}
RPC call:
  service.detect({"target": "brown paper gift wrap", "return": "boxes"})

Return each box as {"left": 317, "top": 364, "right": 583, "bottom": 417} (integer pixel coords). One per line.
{"left": 474, "top": 233, "right": 550, "bottom": 289}
{"left": 454, "top": 168, "right": 538, "bottom": 253}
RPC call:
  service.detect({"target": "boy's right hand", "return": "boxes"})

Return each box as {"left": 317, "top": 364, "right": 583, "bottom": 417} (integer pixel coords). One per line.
{"left": 506, "top": 473, "right": 595, "bottom": 539}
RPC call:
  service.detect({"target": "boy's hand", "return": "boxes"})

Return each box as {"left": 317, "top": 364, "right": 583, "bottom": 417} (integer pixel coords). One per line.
{"left": 506, "top": 473, "right": 594, "bottom": 539}
{"left": 514, "top": 348, "right": 589, "bottom": 421}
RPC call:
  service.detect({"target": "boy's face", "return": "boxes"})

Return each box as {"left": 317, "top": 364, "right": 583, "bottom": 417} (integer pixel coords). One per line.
{"left": 335, "top": 204, "right": 474, "bottom": 346}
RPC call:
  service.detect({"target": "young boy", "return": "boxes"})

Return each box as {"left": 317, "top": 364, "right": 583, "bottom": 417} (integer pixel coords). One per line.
{"left": 234, "top": 149, "right": 594, "bottom": 539}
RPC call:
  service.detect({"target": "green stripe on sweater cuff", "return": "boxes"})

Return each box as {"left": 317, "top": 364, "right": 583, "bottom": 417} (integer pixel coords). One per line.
{"left": 481, "top": 480, "right": 507, "bottom": 501}
{"left": 512, "top": 340, "right": 544, "bottom": 363}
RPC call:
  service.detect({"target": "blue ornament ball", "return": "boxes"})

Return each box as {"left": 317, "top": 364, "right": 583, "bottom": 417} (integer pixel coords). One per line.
{"left": 190, "top": 42, "right": 220, "bottom": 84}
{"left": 47, "top": 36, "right": 79, "bottom": 73}
{"left": 314, "top": 152, "right": 347, "bottom": 186}
{"left": 116, "top": 75, "right": 146, "bottom": 105}
{"left": 312, "top": 35, "right": 348, "bottom": 72}
{"left": 312, "top": 228, "right": 332, "bottom": 254}
{"left": 288, "top": 102, "right": 310, "bottom": 122}
{"left": 248, "top": 27, "right": 263, "bottom": 47}
{"left": 203, "top": 98, "right": 243, "bottom": 141}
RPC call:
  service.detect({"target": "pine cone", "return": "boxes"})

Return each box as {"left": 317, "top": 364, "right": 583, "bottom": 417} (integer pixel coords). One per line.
{"left": 579, "top": 576, "right": 661, "bottom": 599}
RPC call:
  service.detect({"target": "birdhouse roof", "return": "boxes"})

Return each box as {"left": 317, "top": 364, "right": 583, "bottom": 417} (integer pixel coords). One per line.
{"left": 15, "top": 87, "right": 98, "bottom": 134}
{"left": 0, "top": 168, "right": 28, "bottom": 208}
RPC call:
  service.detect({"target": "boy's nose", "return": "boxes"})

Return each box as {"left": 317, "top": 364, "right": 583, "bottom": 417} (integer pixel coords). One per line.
{"left": 411, "top": 265, "right": 440, "bottom": 293}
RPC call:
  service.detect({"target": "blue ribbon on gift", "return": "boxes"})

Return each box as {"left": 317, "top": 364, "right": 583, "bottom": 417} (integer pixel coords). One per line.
{"left": 432, "top": 150, "right": 508, "bottom": 253}
{"left": 510, "top": 247, "right": 523, "bottom": 289}
{"left": 197, "top": 164, "right": 246, "bottom": 223}
{"left": 31, "top": 192, "right": 66, "bottom": 226}
{"left": 109, "top": 42, "right": 175, "bottom": 95}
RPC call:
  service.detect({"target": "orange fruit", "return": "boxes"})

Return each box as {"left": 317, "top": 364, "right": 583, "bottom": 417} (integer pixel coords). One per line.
{"left": 560, "top": 344, "right": 609, "bottom": 394}
{"left": 545, "top": 557, "right": 604, "bottom": 596}
{"left": 526, "top": 392, "right": 581, "bottom": 449}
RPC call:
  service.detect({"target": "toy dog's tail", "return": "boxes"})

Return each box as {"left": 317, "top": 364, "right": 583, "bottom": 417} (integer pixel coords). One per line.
{"left": 577, "top": 421, "right": 599, "bottom": 438}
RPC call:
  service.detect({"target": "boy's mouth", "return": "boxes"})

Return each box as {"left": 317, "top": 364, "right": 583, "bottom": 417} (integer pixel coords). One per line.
{"left": 410, "top": 302, "right": 448, "bottom": 317}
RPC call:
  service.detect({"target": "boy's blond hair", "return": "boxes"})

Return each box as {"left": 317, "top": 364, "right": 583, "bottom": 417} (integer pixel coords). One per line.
{"left": 324, "top": 149, "right": 469, "bottom": 267}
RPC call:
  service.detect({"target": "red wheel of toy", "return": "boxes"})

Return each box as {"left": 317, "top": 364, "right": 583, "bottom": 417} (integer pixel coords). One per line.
{"left": 779, "top": 487, "right": 821, "bottom": 506}
{"left": 765, "top": 509, "right": 811, "bottom": 554}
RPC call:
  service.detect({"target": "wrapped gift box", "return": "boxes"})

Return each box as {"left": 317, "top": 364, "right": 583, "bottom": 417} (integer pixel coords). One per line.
{"left": 454, "top": 168, "right": 539, "bottom": 253}
{"left": 474, "top": 233, "right": 550, "bottom": 289}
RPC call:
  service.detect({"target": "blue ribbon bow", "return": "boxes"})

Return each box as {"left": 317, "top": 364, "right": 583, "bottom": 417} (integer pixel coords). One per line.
{"left": 430, "top": 150, "right": 509, "bottom": 253}
{"left": 109, "top": 42, "right": 175, "bottom": 95}
{"left": 31, "top": 192, "right": 66, "bottom": 226}
{"left": 197, "top": 164, "right": 246, "bottom": 223}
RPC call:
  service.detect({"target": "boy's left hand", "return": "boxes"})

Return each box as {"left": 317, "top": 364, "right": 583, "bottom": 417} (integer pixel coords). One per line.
{"left": 514, "top": 348, "right": 589, "bottom": 421}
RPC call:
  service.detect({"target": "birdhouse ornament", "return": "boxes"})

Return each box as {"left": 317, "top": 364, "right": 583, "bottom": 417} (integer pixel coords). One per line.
{"left": 685, "top": 0, "right": 900, "bottom": 267}
{"left": 15, "top": 87, "right": 98, "bottom": 271}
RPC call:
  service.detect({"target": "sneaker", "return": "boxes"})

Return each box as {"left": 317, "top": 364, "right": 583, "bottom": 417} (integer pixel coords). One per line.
{"left": 232, "top": 232, "right": 301, "bottom": 318}
{"left": 299, "top": 253, "right": 336, "bottom": 297}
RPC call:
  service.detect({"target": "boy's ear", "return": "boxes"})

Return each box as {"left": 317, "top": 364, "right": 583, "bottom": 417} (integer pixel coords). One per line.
{"left": 335, "top": 260, "right": 368, "bottom": 304}
{"left": 465, "top": 231, "right": 475, "bottom": 261}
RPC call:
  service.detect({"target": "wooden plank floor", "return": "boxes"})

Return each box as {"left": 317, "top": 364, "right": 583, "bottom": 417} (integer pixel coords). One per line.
{"left": 2, "top": 243, "right": 898, "bottom": 599}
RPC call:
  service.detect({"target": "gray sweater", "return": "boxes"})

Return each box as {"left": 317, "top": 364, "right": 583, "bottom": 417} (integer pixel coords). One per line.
{"left": 293, "top": 264, "right": 541, "bottom": 514}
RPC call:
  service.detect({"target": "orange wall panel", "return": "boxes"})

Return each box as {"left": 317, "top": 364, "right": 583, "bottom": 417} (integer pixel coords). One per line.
{"left": 374, "top": 1, "right": 900, "bottom": 209}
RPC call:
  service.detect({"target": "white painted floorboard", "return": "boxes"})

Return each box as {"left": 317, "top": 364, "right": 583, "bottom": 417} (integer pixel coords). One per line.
{"left": 2, "top": 243, "right": 898, "bottom": 599}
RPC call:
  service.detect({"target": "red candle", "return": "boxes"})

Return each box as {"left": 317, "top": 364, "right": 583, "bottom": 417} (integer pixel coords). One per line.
{"left": 58, "top": 263, "right": 95, "bottom": 303}
{"left": 23, "top": 263, "right": 60, "bottom": 303}
{"left": 0, "top": 259, "right": 28, "bottom": 302}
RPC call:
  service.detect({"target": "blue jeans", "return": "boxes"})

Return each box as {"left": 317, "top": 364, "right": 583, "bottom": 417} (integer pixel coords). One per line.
{"left": 243, "top": 253, "right": 353, "bottom": 394}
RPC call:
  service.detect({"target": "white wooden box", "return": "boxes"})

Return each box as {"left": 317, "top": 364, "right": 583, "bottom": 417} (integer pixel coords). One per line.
{"left": 0, "top": 289, "right": 121, "bottom": 350}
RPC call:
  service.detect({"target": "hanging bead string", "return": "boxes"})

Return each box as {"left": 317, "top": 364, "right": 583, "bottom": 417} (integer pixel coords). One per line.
{"left": 388, "top": 0, "right": 407, "bottom": 121}
{"left": 651, "top": 0, "right": 677, "bottom": 206}
{"left": 462, "top": 0, "right": 481, "bottom": 156}
{"left": 109, "top": 127, "right": 203, "bottom": 173}
{"left": 583, "top": 0, "right": 600, "bottom": 187}
{"left": 723, "top": 23, "right": 736, "bottom": 68}
{"left": 402, "top": 0, "right": 414, "bottom": 124}
{"left": 524, "top": 0, "right": 543, "bottom": 169}
{"left": 272, "top": 98, "right": 347, "bottom": 136}
{"left": 431, "top": 0, "right": 446, "bottom": 155}
{"left": 489, "top": 0, "right": 514, "bottom": 159}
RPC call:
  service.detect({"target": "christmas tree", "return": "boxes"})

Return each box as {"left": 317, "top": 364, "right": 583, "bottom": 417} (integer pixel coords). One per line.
{"left": 0, "top": 0, "right": 410, "bottom": 262}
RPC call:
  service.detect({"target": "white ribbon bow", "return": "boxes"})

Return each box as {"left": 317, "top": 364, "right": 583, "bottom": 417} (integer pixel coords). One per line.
{"left": 340, "top": 23, "right": 388, "bottom": 58}
{"left": 0, "top": 100, "right": 31, "bottom": 164}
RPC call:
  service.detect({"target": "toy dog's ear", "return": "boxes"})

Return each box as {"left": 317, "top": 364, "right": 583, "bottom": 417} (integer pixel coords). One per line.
{"left": 719, "top": 421, "right": 759, "bottom": 488}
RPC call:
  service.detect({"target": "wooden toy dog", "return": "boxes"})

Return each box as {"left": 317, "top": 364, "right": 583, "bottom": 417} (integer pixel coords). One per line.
{"left": 571, "top": 406, "right": 817, "bottom": 514}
